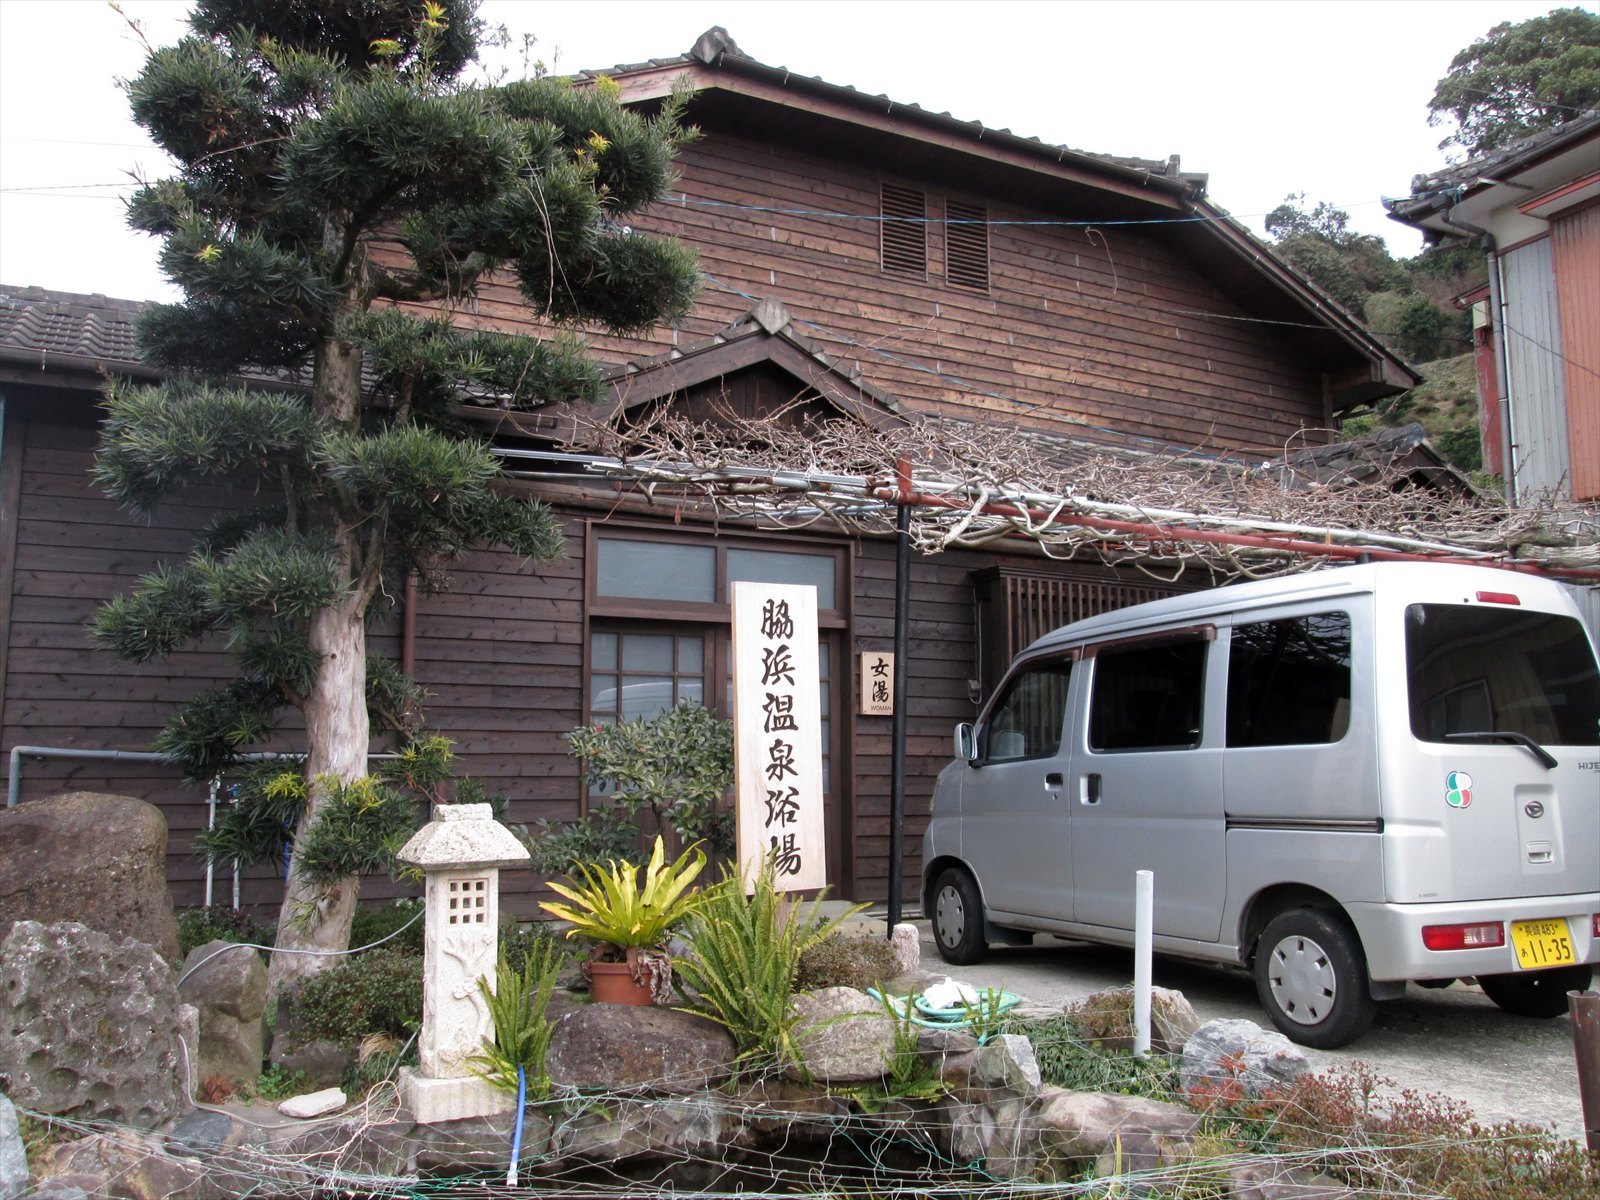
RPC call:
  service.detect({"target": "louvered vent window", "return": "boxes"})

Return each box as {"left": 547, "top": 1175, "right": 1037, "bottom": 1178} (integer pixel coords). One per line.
{"left": 880, "top": 183, "right": 927, "bottom": 277}
{"left": 945, "top": 199, "right": 990, "bottom": 291}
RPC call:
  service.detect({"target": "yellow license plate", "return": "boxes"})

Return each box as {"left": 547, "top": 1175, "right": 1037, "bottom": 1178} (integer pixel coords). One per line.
{"left": 1509, "top": 919, "right": 1575, "bottom": 969}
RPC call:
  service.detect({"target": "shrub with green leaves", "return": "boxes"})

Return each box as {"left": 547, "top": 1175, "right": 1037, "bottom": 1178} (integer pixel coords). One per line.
{"left": 349, "top": 897, "right": 424, "bottom": 955}
{"left": 470, "top": 939, "right": 570, "bottom": 1100}
{"left": 565, "top": 702, "right": 735, "bottom": 857}
{"left": 176, "top": 905, "right": 276, "bottom": 957}
{"left": 289, "top": 947, "right": 422, "bottom": 1051}
{"left": 673, "top": 864, "right": 861, "bottom": 1072}
{"left": 1006, "top": 1014, "right": 1178, "bottom": 1097}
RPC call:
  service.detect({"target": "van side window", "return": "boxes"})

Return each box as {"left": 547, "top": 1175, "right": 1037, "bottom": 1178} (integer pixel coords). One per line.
{"left": 1088, "top": 638, "right": 1205, "bottom": 752}
{"left": 982, "top": 660, "right": 1072, "bottom": 762}
{"left": 1226, "top": 612, "right": 1352, "bottom": 747}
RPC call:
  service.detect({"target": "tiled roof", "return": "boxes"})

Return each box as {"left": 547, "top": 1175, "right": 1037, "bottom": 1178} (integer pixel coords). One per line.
{"left": 578, "top": 27, "right": 1206, "bottom": 195}
{"left": 1395, "top": 109, "right": 1600, "bottom": 210}
{"left": 0, "top": 284, "right": 145, "bottom": 368}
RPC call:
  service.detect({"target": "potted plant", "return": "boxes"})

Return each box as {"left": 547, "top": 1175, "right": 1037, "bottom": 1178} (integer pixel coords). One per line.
{"left": 539, "top": 835, "right": 706, "bottom": 1005}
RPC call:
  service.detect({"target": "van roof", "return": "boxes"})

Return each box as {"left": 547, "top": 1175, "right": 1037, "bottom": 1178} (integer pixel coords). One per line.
{"left": 1026, "top": 561, "right": 1572, "bottom": 654}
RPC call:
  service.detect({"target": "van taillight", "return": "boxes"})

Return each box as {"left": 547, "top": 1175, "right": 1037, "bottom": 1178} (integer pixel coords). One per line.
{"left": 1422, "top": 922, "right": 1505, "bottom": 951}
{"left": 1475, "top": 591, "right": 1521, "bottom": 606}
{"left": 1593, "top": 914, "right": 1600, "bottom": 939}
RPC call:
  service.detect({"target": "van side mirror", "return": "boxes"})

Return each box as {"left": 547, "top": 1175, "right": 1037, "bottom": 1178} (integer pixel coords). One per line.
{"left": 955, "top": 722, "right": 978, "bottom": 762}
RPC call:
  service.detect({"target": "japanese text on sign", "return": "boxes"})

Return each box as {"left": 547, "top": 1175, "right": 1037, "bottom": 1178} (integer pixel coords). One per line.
{"left": 732, "top": 582, "right": 825, "bottom": 892}
{"left": 860, "top": 651, "right": 894, "bottom": 716}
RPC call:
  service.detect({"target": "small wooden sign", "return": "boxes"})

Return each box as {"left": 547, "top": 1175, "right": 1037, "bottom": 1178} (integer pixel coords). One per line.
{"left": 731, "top": 581, "right": 826, "bottom": 892}
{"left": 860, "top": 651, "right": 894, "bottom": 716}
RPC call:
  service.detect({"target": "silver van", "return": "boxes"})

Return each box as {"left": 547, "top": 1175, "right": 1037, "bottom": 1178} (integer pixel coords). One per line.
{"left": 921, "top": 562, "right": 1600, "bottom": 1047}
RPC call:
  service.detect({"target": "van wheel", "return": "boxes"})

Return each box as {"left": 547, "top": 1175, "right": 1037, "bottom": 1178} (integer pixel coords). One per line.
{"left": 931, "top": 868, "right": 988, "bottom": 965}
{"left": 1478, "top": 965, "right": 1592, "bottom": 1018}
{"left": 1254, "top": 909, "right": 1374, "bottom": 1049}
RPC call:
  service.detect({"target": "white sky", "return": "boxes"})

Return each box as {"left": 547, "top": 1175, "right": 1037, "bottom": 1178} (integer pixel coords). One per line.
{"left": 0, "top": 0, "right": 1583, "bottom": 303}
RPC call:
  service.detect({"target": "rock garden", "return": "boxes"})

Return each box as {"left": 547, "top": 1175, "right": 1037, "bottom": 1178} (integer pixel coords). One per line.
{"left": 3, "top": 791, "right": 1597, "bottom": 1200}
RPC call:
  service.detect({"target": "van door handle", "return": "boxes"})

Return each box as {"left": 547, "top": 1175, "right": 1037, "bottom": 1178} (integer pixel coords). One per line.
{"left": 1045, "top": 771, "right": 1064, "bottom": 794}
{"left": 1082, "top": 773, "right": 1101, "bottom": 805}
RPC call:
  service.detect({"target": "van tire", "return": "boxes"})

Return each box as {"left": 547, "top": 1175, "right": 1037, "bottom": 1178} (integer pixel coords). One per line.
{"left": 1254, "top": 909, "right": 1374, "bottom": 1049}
{"left": 931, "top": 868, "right": 988, "bottom": 965}
{"left": 1478, "top": 965, "right": 1592, "bottom": 1018}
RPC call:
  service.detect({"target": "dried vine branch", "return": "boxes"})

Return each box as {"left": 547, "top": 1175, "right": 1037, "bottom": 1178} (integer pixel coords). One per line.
{"left": 552, "top": 402, "right": 1599, "bottom": 582}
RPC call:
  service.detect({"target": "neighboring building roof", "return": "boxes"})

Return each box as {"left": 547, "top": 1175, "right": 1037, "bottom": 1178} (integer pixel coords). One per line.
{"left": 0, "top": 285, "right": 152, "bottom": 384}
{"left": 1385, "top": 109, "right": 1600, "bottom": 236}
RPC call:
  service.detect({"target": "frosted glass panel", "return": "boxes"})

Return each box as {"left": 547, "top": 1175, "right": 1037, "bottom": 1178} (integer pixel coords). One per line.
{"left": 727, "top": 548, "right": 836, "bottom": 608}
{"left": 597, "top": 538, "right": 715, "bottom": 602}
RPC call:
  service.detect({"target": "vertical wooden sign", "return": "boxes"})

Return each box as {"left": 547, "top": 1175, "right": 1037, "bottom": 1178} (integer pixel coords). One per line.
{"left": 732, "top": 581, "right": 826, "bottom": 892}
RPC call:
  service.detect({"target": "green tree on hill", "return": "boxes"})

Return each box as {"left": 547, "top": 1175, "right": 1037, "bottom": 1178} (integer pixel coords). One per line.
{"left": 1429, "top": 7, "right": 1600, "bottom": 158}
{"left": 94, "top": 0, "right": 699, "bottom": 998}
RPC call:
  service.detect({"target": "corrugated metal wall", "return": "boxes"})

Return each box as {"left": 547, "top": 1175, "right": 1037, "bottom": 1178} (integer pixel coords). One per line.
{"left": 1501, "top": 239, "right": 1571, "bottom": 501}
{"left": 1551, "top": 205, "right": 1600, "bottom": 502}
{"left": 1564, "top": 583, "right": 1600, "bottom": 650}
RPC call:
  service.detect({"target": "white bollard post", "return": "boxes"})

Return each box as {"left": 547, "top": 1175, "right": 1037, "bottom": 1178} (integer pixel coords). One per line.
{"left": 1133, "top": 869, "right": 1153, "bottom": 1057}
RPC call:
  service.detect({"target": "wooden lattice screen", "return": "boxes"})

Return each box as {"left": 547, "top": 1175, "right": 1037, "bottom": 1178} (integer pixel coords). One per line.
{"left": 971, "top": 566, "right": 1185, "bottom": 700}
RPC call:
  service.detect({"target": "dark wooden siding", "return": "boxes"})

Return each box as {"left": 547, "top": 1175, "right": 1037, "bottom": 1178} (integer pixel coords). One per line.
{"left": 446, "top": 127, "right": 1330, "bottom": 454}
{"left": 2, "top": 401, "right": 1199, "bottom": 915}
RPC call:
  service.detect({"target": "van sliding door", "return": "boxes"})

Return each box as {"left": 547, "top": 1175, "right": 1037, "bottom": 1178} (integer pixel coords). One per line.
{"left": 1071, "top": 632, "right": 1225, "bottom": 940}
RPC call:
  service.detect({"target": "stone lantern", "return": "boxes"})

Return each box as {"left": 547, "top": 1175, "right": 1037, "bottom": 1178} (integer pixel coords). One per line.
{"left": 396, "top": 802, "right": 530, "bottom": 1124}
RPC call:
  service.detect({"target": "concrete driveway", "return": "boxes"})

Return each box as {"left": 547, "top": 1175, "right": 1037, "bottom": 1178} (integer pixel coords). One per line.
{"left": 907, "top": 921, "right": 1591, "bottom": 1138}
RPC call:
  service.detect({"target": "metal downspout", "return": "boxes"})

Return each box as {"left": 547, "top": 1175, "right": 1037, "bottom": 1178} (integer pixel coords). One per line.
{"left": 1436, "top": 199, "right": 1517, "bottom": 504}
{"left": 1486, "top": 248, "right": 1518, "bottom": 503}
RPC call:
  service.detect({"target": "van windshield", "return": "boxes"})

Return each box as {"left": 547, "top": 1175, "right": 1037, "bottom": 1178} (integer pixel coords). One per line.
{"left": 1405, "top": 604, "right": 1600, "bottom": 746}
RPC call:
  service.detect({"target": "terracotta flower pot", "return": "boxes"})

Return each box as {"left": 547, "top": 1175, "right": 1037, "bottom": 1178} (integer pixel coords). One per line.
{"left": 588, "top": 958, "right": 656, "bottom": 1005}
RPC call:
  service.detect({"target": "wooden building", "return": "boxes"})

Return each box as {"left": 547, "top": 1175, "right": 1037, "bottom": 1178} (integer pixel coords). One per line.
{"left": 0, "top": 29, "right": 1414, "bottom": 915}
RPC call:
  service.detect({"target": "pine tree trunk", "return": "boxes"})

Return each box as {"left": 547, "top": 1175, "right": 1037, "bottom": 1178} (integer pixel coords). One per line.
{"left": 265, "top": 587, "right": 371, "bottom": 1001}
{"left": 265, "top": 321, "right": 372, "bottom": 1004}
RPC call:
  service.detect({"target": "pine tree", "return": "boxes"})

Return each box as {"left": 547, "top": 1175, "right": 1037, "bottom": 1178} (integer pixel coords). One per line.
{"left": 93, "top": 0, "right": 699, "bottom": 998}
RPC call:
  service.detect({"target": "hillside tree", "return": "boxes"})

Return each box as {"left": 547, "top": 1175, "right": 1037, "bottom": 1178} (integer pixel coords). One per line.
{"left": 1429, "top": 7, "right": 1600, "bottom": 158}
{"left": 94, "top": 0, "right": 699, "bottom": 996}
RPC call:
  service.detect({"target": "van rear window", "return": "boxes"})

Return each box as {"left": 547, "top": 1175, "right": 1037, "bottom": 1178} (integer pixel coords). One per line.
{"left": 1406, "top": 604, "right": 1600, "bottom": 746}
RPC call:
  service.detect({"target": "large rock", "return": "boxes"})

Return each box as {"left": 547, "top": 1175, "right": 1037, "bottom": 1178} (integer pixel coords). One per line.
{"left": 1069, "top": 985, "right": 1201, "bottom": 1054}
{"left": 178, "top": 941, "right": 268, "bottom": 1085}
{"left": 0, "top": 1094, "right": 26, "bottom": 1200}
{"left": 1032, "top": 1085, "right": 1202, "bottom": 1180}
{"left": 547, "top": 1005, "right": 736, "bottom": 1093}
{"left": 0, "top": 921, "right": 188, "bottom": 1128}
{"left": 1180, "top": 1018, "right": 1310, "bottom": 1101}
{"left": 788, "top": 987, "right": 897, "bottom": 1084}
{"left": 0, "top": 792, "right": 181, "bottom": 962}
{"left": 35, "top": 1130, "right": 212, "bottom": 1200}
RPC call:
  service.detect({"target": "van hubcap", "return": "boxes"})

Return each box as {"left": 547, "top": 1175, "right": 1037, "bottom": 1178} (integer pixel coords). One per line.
{"left": 1267, "top": 934, "right": 1337, "bottom": 1025}
{"left": 935, "top": 886, "right": 966, "bottom": 948}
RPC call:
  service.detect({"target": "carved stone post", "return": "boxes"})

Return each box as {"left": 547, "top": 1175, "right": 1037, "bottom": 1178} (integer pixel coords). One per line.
{"left": 396, "top": 803, "right": 529, "bottom": 1124}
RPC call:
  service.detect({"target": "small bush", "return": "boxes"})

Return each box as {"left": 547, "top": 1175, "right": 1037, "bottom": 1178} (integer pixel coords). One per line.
{"left": 290, "top": 947, "right": 422, "bottom": 1051}
{"left": 176, "top": 905, "right": 275, "bottom": 957}
{"left": 794, "top": 931, "right": 902, "bottom": 991}
{"left": 501, "top": 920, "right": 570, "bottom": 971}
{"left": 523, "top": 811, "right": 644, "bottom": 874}
{"left": 250, "top": 1064, "right": 310, "bottom": 1103}
{"left": 349, "top": 897, "right": 424, "bottom": 955}
{"left": 1199, "top": 1062, "right": 1600, "bottom": 1200}
{"left": 1006, "top": 1013, "right": 1178, "bottom": 1097}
